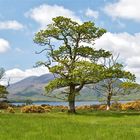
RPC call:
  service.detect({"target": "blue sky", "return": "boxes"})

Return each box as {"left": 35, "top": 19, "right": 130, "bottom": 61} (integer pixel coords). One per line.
{"left": 1, "top": 0, "right": 140, "bottom": 83}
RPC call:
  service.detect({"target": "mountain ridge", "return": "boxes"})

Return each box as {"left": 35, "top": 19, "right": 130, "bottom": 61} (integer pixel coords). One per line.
{"left": 7, "top": 74, "right": 140, "bottom": 101}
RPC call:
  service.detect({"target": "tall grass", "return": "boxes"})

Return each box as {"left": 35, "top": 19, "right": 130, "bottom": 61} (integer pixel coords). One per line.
{"left": 0, "top": 111, "right": 140, "bottom": 140}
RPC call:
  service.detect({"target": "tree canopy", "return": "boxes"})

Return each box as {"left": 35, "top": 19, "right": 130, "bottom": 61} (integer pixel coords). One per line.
{"left": 34, "top": 16, "right": 111, "bottom": 113}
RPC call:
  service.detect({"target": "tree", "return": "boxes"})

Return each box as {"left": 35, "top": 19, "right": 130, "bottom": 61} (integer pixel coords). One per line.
{"left": 93, "top": 55, "right": 135, "bottom": 110}
{"left": 0, "top": 68, "right": 5, "bottom": 79}
{"left": 34, "top": 16, "right": 111, "bottom": 113}
{"left": 0, "top": 68, "right": 9, "bottom": 101}
{"left": 0, "top": 85, "right": 8, "bottom": 99}
{"left": 119, "top": 81, "right": 140, "bottom": 97}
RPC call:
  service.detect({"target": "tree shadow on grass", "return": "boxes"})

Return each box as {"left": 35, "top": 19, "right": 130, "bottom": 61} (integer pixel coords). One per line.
{"left": 75, "top": 110, "right": 140, "bottom": 117}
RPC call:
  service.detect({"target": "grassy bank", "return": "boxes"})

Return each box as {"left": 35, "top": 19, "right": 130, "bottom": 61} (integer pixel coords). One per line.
{"left": 0, "top": 111, "right": 140, "bottom": 140}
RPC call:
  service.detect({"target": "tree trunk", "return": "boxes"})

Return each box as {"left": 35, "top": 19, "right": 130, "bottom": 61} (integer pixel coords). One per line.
{"left": 68, "top": 84, "right": 76, "bottom": 113}
{"left": 68, "top": 100, "right": 75, "bottom": 113}
{"left": 106, "top": 94, "right": 111, "bottom": 110}
{"left": 106, "top": 81, "right": 112, "bottom": 111}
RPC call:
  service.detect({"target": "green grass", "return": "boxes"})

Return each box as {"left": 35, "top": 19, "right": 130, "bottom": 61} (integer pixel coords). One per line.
{"left": 0, "top": 111, "right": 140, "bottom": 140}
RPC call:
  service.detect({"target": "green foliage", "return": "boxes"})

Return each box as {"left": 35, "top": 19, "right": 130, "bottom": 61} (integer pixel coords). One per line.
{"left": 120, "top": 82, "right": 139, "bottom": 89}
{"left": 24, "top": 99, "right": 33, "bottom": 105}
{"left": 34, "top": 16, "right": 136, "bottom": 112}
{"left": 0, "top": 68, "right": 5, "bottom": 79}
{"left": 34, "top": 16, "right": 110, "bottom": 96}
{"left": 93, "top": 55, "right": 136, "bottom": 110}
{"left": 0, "top": 68, "right": 8, "bottom": 99}
{"left": 104, "top": 62, "right": 135, "bottom": 81}
{"left": 0, "top": 85, "right": 8, "bottom": 98}
{"left": 118, "top": 81, "right": 140, "bottom": 95}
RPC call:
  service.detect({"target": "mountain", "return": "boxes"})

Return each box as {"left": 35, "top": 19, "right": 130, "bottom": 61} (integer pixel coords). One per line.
{"left": 7, "top": 73, "right": 99, "bottom": 101}
{"left": 7, "top": 74, "right": 140, "bottom": 101}
{"left": 7, "top": 74, "right": 55, "bottom": 101}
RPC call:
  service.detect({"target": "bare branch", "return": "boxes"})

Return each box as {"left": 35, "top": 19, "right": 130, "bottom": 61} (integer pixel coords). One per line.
{"left": 35, "top": 48, "right": 50, "bottom": 54}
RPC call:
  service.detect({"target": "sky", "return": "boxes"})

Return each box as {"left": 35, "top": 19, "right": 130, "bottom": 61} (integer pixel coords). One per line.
{"left": 1, "top": 0, "right": 140, "bottom": 84}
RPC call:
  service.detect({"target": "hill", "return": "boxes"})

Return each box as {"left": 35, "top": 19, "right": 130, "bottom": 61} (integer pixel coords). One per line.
{"left": 7, "top": 74, "right": 140, "bottom": 102}
{"left": 7, "top": 74, "right": 98, "bottom": 101}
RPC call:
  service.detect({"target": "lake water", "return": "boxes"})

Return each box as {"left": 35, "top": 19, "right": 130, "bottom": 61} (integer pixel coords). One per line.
{"left": 11, "top": 100, "right": 132, "bottom": 106}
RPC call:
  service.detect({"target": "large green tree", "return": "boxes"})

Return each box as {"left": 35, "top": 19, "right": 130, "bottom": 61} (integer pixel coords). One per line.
{"left": 34, "top": 16, "right": 111, "bottom": 113}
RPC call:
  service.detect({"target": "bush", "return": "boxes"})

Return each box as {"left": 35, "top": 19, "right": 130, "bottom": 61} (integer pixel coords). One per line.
{"left": 121, "top": 100, "right": 140, "bottom": 111}
{"left": 98, "top": 105, "right": 106, "bottom": 110}
{"left": 43, "top": 106, "right": 52, "bottom": 112}
{"left": 0, "top": 102, "right": 9, "bottom": 109}
{"left": 110, "top": 102, "right": 122, "bottom": 111}
{"left": 52, "top": 105, "right": 68, "bottom": 112}
{"left": 90, "top": 105, "right": 100, "bottom": 110}
{"left": 21, "top": 105, "right": 45, "bottom": 113}
{"left": 7, "top": 107, "right": 15, "bottom": 113}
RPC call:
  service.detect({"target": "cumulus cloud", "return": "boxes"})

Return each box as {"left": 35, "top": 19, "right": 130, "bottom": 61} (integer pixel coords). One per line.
{"left": 0, "top": 66, "right": 49, "bottom": 85}
{"left": 0, "top": 38, "right": 10, "bottom": 53}
{"left": 26, "top": 4, "right": 81, "bottom": 28}
{"left": 85, "top": 8, "right": 99, "bottom": 19}
{"left": 94, "top": 32, "right": 140, "bottom": 83}
{"left": 0, "top": 20, "right": 24, "bottom": 30}
{"left": 104, "top": 0, "right": 140, "bottom": 22}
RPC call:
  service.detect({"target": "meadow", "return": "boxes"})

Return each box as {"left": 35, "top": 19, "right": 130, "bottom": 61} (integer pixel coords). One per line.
{"left": 0, "top": 111, "right": 140, "bottom": 140}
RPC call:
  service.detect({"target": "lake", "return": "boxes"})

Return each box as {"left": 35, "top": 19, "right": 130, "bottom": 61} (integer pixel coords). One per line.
{"left": 11, "top": 100, "right": 132, "bottom": 106}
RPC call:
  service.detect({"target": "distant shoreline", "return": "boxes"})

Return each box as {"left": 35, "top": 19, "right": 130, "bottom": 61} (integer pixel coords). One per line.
{"left": 9, "top": 99, "right": 134, "bottom": 103}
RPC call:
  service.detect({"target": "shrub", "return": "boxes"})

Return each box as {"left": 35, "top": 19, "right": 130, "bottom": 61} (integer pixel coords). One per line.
{"left": 76, "top": 105, "right": 93, "bottom": 111}
{"left": 60, "top": 106, "right": 68, "bottom": 112}
{"left": 90, "top": 105, "right": 100, "bottom": 110}
{"left": 121, "top": 100, "right": 140, "bottom": 111}
{"left": 0, "top": 110, "right": 4, "bottom": 113}
{"left": 110, "top": 102, "right": 122, "bottom": 111}
{"left": 0, "top": 102, "right": 9, "bottom": 109}
{"left": 52, "top": 105, "right": 68, "bottom": 112}
{"left": 98, "top": 105, "right": 106, "bottom": 110}
{"left": 7, "top": 107, "right": 15, "bottom": 113}
{"left": 21, "top": 105, "right": 45, "bottom": 113}
{"left": 43, "top": 106, "right": 52, "bottom": 112}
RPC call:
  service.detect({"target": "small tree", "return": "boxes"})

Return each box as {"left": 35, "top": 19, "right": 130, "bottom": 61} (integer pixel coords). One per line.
{"left": 0, "top": 68, "right": 5, "bottom": 79}
{"left": 0, "top": 68, "right": 9, "bottom": 101}
{"left": 0, "top": 85, "right": 8, "bottom": 99}
{"left": 34, "top": 16, "right": 111, "bottom": 113}
{"left": 93, "top": 55, "right": 135, "bottom": 110}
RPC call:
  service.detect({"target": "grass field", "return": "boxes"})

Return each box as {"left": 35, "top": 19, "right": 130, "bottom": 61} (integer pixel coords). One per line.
{"left": 0, "top": 111, "right": 140, "bottom": 140}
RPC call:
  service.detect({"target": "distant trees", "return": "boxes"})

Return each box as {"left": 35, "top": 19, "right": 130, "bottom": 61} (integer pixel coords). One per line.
{"left": 25, "top": 99, "right": 33, "bottom": 105}
{"left": 34, "top": 16, "right": 111, "bottom": 113}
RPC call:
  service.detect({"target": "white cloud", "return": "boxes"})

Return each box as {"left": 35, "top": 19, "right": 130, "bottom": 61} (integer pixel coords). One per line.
{"left": 0, "top": 20, "right": 24, "bottom": 30}
{"left": 0, "top": 38, "right": 10, "bottom": 53}
{"left": 104, "top": 0, "right": 140, "bottom": 22}
{"left": 26, "top": 4, "right": 81, "bottom": 28}
{"left": 0, "top": 66, "right": 49, "bottom": 85}
{"left": 15, "top": 48, "right": 24, "bottom": 53}
{"left": 85, "top": 8, "right": 99, "bottom": 19}
{"left": 94, "top": 32, "right": 140, "bottom": 83}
